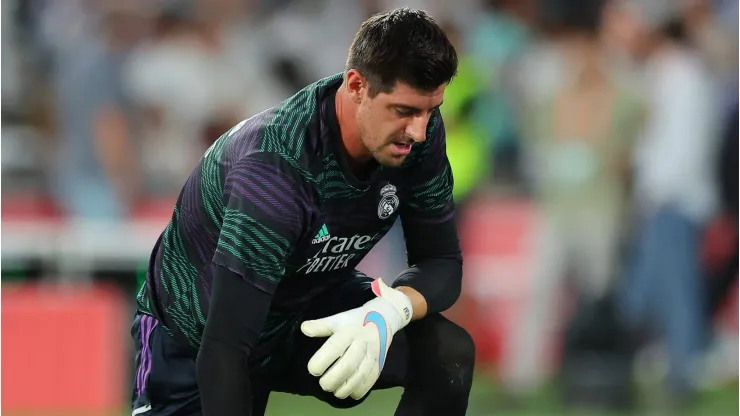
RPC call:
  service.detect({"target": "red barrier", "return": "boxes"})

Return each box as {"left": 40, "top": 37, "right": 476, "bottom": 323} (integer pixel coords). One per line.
{"left": 455, "top": 197, "right": 538, "bottom": 368}
{"left": 2, "top": 284, "right": 129, "bottom": 414}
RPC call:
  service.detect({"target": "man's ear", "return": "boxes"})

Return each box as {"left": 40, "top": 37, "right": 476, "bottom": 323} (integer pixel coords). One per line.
{"left": 345, "top": 69, "right": 366, "bottom": 104}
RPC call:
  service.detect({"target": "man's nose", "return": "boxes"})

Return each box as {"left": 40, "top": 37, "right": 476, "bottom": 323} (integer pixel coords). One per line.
{"left": 405, "top": 115, "right": 428, "bottom": 143}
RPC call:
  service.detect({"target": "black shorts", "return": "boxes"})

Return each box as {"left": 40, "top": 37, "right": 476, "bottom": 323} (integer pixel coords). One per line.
{"left": 130, "top": 275, "right": 409, "bottom": 415}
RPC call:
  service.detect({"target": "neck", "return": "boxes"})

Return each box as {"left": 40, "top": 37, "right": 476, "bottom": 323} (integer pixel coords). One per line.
{"left": 335, "top": 84, "right": 372, "bottom": 165}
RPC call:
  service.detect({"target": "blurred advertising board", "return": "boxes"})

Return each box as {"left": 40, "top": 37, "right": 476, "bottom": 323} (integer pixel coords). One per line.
{"left": 451, "top": 195, "right": 538, "bottom": 368}
{"left": 2, "top": 284, "right": 129, "bottom": 414}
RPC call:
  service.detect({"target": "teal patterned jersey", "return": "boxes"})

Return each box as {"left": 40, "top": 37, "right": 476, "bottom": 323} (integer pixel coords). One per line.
{"left": 136, "top": 74, "right": 454, "bottom": 349}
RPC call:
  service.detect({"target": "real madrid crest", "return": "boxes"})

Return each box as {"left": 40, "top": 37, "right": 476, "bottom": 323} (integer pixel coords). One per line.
{"left": 378, "top": 183, "right": 399, "bottom": 220}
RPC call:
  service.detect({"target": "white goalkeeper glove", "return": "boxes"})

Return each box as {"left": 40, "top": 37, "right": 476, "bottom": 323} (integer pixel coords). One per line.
{"left": 300, "top": 278, "right": 413, "bottom": 400}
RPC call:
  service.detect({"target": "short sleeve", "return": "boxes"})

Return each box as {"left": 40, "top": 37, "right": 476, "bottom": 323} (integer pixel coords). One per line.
{"left": 213, "top": 153, "right": 313, "bottom": 293}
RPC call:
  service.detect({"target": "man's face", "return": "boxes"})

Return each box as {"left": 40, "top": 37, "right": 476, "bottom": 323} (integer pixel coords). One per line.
{"left": 350, "top": 72, "right": 446, "bottom": 167}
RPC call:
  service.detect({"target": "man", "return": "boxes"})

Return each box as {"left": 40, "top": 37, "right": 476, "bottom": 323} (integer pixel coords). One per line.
{"left": 609, "top": 0, "right": 719, "bottom": 404}
{"left": 131, "top": 8, "right": 474, "bottom": 416}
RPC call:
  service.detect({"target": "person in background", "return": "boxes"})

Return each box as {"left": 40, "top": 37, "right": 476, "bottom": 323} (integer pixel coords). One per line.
{"left": 707, "top": 103, "right": 737, "bottom": 316}
{"left": 503, "top": 0, "right": 644, "bottom": 397}
{"left": 124, "top": 0, "right": 291, "bottom": 196}
{"left": 609, "top": 0, "right": 721, "bottom": 404}
{"left": 438, "top": 21, "right": 491, "bottom": 206}
{"left": 51, "top": 1, "right": 152, "bottom": 219}
{"left": 682, "top": 0, "right": 737, "bottom": 82}
{"left": 464, "top": 0, "right": 534, "bottom": 187}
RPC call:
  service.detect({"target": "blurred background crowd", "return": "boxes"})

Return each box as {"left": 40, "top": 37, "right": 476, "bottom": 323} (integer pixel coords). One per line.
{"left": 1, "top": 0, "right": 738, "bottom": 414}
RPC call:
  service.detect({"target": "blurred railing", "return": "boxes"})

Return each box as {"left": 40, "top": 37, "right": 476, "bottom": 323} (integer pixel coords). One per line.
{"left": 2, "top": 195, "right": 174, "bottom": 280}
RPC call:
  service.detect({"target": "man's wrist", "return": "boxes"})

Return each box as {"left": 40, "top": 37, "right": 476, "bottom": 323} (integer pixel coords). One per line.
{"left": 394, "top": 286, "right": 428, "bottom": 321}
{"left": 367, "top": 279, "right": 413, "bottom": 329}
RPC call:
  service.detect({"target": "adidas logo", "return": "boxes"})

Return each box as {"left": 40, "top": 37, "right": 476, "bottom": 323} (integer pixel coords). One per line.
{"left": 311, "top": 224, "right": 331, "bottom": 244}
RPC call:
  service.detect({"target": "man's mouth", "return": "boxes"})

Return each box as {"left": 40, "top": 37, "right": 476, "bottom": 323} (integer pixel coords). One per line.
{"left": 391, "top": 141, "right": 412, "bottom": 154}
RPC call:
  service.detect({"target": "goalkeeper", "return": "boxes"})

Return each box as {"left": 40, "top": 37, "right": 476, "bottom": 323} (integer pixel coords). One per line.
{"left": 131, "top": 8, "right": 473, "bottom": 416}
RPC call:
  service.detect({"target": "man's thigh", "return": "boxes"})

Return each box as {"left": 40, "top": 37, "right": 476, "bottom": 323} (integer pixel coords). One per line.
{"left": 130, "top": 314, "right": 202, "bottom": 416}
{"left": 270, "top": 272, "right": 409, "bottom": 408}
{"left": 130, "top": 314, "right": 273, "bottom": 416}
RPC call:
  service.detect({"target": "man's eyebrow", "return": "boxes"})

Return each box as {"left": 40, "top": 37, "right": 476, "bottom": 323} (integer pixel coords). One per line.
{"left": 395, "top": 104, "right": 422, "bottom": 112}
{"left": 391, "top": 101, "right": 444, "bottom": 112}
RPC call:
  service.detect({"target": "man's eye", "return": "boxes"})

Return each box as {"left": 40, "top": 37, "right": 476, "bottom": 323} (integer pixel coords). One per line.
{"left": 395, "top": 108, "right": 414, "bottom": 117}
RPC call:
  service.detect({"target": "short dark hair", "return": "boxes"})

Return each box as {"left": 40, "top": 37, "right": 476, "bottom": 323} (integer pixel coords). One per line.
{"left": 346, "top": 8, "right": 458, "bottom": 97}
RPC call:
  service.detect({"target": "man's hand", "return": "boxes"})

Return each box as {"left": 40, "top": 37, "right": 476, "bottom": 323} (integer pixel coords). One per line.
{"left": 300, "top": 279, "right": 413, "bottom": 400}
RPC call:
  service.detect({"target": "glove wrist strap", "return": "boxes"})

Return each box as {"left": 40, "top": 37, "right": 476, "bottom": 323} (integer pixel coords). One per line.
{"left": 368, "top": 279, "right": 413, "bottom": 330}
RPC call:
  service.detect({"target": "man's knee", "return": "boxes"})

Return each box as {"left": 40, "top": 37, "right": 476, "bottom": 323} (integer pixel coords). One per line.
{"left": 406, "top": 314, "right": 476, "bottom": 380}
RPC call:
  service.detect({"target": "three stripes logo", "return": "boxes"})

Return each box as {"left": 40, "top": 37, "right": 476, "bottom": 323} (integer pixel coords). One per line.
{"left": 311, "top": 223, "right": 331, "bottom": 244}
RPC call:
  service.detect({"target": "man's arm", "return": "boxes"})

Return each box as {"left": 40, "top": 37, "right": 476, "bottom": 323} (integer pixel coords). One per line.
{"left": 197, "top": 264, "right": 271, "bottom": 415}
{"left": 196, "top": 152, "right": 314, "bottom": 415}
{"left": 395, "top": 114, "right": 463, "bottom": 317}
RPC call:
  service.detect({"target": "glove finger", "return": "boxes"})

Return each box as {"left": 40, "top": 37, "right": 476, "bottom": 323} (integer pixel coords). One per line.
{"left": 350, "top": 365, "right": 380, "bottom": 400}
{"left": 324, "top": 341, "right": 367, "bottom": 397}
{"left": 301, "top": 319, "right": 334, "bottom": 338}
{"left": 307, "top": 330, "right": 353, "bottom": 377}
{"left": 336, "top": 352, "right": 374, "bottom": 400}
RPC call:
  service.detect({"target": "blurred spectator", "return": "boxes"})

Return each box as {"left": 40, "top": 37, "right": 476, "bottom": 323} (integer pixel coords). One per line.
{"left": 503, "top": 0, "right": 644, "bottom": 396}
{"left": 439, "top": 22, "right": 491, "bottom": 205}
{"left": 49, "top": 1, "right": 154, "bottom": 219}
{"left": 716, "top": 103, "right": 738, "bottom": 222}
{"left": 682, "top": 0, "right": 738, "bottom": 81}
{"left": 265, "top": 0, "right": 482, "bottom": 84}
{"left": 266, "top": 0, "right": 377, "bottom": 82}
{"left": 464, "top": 0, "right": 534, "bottom": 187}
{"left": 707, "top": 103, "right": 737, "bottom": 316}
{"left": 124, "top": 0, "right": 292, "bottom": 195}
{"left": 610, "top": 0, "right": 721, "bottom": 403}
